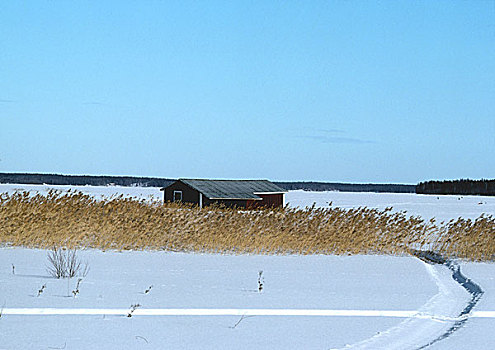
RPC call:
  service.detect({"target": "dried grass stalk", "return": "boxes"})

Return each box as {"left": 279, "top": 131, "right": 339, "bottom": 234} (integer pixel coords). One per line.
{"left": 0, "top": 191, "right": 493, "bottom": 261}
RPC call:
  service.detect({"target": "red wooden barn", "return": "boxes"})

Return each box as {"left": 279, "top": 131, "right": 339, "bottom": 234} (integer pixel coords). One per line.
{"left": 161, "top": 179, "right": 287, "bottom": 209}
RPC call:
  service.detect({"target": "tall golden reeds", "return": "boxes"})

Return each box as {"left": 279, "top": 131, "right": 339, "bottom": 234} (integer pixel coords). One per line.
{"left": 0, "top": 190, "right": 493, "bottom": 261}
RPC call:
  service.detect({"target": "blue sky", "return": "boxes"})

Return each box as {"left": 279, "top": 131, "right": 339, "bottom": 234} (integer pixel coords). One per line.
{"left": 1, "top": 1, "right": 494, "bottom": 183}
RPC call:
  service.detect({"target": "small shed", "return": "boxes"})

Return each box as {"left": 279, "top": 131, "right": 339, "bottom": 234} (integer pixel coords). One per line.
{"left": 161, "top": 179, "right": 287, "bottom": 208}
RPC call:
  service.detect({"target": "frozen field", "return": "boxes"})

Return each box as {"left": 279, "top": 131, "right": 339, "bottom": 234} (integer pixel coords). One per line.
{"left": 0, "top": 183, "right": 162, "bottom": 202}
{"left": 1, "top": 249, "right": 495, "bottom": 349}
{"left": 1, "top": 184, "right": 494, "bottom": 349}
{"left": 287, "top": 190, "right": 495, "bottom": 222}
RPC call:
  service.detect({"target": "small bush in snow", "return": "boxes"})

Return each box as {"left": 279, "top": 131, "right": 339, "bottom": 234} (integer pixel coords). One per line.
{"left": 127, "top": 303, "right": 141, "bottom": 317}
{"left": 37, "top": 283, "right": 46, "bottom": 297}
{"left": 46, "top": 247, "right": 89, "bottom": 279}
{"left": 72, "top": 278, "right": 83, "bottom": 297}
{"left": 258, "top": 270, "right": 264, "bottom": 293}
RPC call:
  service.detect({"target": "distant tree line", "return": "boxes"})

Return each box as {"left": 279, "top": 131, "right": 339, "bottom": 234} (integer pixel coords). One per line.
{"left": 0, "top": 173, "right": 418, "bottom": 193}
{"left": 7, "top": 173, "right": 493, "bottom": 195}
{"left": 416, "top": 179, "right": 495, "bottom": 196}
{"left": 275, "top": 182, "right": 415, "bottom": 193}
{"left": 0, "top": 173, "right": 174, "bottom": 188}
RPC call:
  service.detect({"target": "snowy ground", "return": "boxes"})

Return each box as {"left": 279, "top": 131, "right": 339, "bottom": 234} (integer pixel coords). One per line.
{"left": 0, "top": 183, "right": 162, "bottom": 202}
{"left": 286, "top": 190, "right": 495, "bottom": 222}
{"left": 1, "top": 184, "right": 494, "bottom": 349}
{"left": 0, "top": 249, "right": 494, "bottom": 349}
{"left": 0, "top": 252, "right": 411, "bottom": 349}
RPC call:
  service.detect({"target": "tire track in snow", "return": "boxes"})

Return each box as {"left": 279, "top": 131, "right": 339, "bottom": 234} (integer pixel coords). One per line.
{"left": 414, "top": 251, "right": 484, "bottom": 349}
{"left": 335, "top": 251, "right": 483, "bottom": 350}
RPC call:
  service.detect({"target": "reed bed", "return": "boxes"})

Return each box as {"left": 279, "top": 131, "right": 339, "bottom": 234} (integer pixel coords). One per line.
{"left": 1, "top": 191, "right": 494, "bottom": 261}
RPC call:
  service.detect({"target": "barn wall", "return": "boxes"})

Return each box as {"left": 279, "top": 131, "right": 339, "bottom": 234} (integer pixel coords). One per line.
{"left": 203, "top": 198, "right": 250, "bottom": 208}
{"left": 164, "top": 181, "right": 200, "bottom": 205}
{"left": 255, "top": 194, "right": 284, "bottom": 208}
{"left": 163, "top": 181, "right": 285, "bottom": 209}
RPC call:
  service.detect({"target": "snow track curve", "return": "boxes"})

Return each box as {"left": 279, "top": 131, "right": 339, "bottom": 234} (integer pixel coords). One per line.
{"left": 336, "top": 252, "right": 484, "bottom": 350}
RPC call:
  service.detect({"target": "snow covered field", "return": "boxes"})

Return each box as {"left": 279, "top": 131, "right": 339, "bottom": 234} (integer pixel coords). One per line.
{"left": 0, "top": 183, "right": 162, "bottom": 202}
{"left": 1, "top": 249, "right": 495, "bottom": 349}
{"left": 1, "top": 184, "right": 495, "bottom": 349}
{"left": 287, "top": 190, "right": 495, "bottom": 222}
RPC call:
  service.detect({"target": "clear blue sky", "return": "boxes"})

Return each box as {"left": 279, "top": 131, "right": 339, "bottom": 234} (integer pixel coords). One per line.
{"left": 1, "top": 1, "right": 494, "bottom": 183}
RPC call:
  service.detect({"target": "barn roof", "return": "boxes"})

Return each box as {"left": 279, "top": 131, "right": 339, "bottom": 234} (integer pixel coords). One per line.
{"left": 175, "top": 179, "right": 286, "bottom": 200}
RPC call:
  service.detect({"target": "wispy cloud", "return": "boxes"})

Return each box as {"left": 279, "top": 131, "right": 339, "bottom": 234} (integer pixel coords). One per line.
{"left": 82, "top": 101, "right": 104, "bottom": 105}
{"left": 316, "top": 128, "right": 345, "bottom": 134}
{"left": 0, "top": 99, "right": 15, "bottom": 103}
{"left": 302, "top": 135, "right": 374, "bottom": 144}
{"left": 295, "top": 128, "right": 374, "bottom": 144}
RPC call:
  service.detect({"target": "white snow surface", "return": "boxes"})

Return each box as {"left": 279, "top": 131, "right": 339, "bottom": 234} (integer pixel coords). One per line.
{"left": 286, "top": 190, "right": 495, "bottom": 222}
{"left": 1, "top": 249, "right": 494, "bottom": 349}
{"left": 1, "top": 184, "right": 495, "bottom": 348}
{"left": 0, "top": 183, "right": 162, "bottom": 202}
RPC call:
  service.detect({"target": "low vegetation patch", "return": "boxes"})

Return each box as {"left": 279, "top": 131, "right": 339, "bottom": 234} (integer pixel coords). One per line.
{"left": 46, "top": 247, "right": 89, "bottom": 278}
{"left": 0, "top": 191, "right": 494, "bottom": 261}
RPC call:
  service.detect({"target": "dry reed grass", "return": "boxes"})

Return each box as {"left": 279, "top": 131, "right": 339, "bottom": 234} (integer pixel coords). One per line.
{"left": 0, "top": 190, "right": 494, "bottom": 261}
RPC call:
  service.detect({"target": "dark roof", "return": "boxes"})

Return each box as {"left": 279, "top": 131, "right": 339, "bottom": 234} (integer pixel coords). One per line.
{"left": 167, "top": 179, "right": 286, "bottom": 200}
